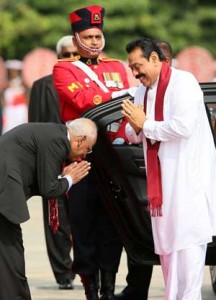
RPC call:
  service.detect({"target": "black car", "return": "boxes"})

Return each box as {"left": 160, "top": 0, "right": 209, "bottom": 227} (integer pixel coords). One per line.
{"left": 82, "top": 81, "right": 216, "bottom": 292}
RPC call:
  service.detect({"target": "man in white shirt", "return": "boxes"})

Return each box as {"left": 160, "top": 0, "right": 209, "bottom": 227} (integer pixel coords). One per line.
{"left": 122, "top": 37, "right": 216, "bottom": 299}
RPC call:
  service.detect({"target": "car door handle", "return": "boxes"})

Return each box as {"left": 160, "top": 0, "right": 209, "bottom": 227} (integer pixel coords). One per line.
{"left": 134, "top": 159, "right": 146, "bottom": 170}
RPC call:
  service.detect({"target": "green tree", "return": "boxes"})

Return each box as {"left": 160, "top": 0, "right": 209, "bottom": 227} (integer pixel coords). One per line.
{"left": 0, "top": 0, "right": 215, "bottom": 60}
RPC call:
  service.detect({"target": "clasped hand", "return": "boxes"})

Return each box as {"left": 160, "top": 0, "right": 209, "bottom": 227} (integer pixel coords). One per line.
{"left": 62, "top": 160, "right": 91, "bottom": 184}
{"left": 121, "top": 99, "right": 147, "bottom": 134}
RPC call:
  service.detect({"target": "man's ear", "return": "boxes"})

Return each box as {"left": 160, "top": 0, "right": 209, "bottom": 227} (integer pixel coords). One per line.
{"left": 150, "top": 51, "right": 159, "bottom": 64}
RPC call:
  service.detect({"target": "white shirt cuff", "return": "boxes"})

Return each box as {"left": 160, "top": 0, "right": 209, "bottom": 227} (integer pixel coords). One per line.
{"left": 58, "top": 175, "right": 73, "bottom": 191}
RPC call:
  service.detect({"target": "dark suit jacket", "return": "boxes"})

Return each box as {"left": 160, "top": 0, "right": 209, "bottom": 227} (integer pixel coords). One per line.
{"left": 0, "top": 102, "right": 2, "bottom": 135}
{"left": 28, "top": 75, "right": 61, "bottom": 123}
{"left": 0, "top": 123, "right": 70, "bottom": 224}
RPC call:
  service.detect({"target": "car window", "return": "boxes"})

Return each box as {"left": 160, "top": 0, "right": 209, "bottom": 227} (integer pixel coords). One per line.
{"left": 206, "top": 103, "right": 216, "bottom": 142}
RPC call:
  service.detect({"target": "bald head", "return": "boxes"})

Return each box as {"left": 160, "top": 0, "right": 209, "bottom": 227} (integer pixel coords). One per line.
{"left": 66, "top": 118, "right": 97, "bottom": 143}
{"left": 66, "top": 118, "right": 97, "bottom": 161}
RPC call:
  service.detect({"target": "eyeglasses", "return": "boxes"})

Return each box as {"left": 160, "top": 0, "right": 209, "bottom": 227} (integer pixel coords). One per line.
{"left": 61, "top": 51, "right": 78, "bottom": 58}
{"left": 86, "top": 149, "right": 93, "bottom": 154}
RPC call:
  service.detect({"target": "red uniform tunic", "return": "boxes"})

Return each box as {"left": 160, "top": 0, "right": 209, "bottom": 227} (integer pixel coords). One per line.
{"left": 53, "top": 57, "right": 129, "bottom": 122}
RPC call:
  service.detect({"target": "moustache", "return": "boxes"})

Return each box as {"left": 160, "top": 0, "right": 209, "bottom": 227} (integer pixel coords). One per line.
{"left": 135, "top": 73, "right": 145, "bottom": 79}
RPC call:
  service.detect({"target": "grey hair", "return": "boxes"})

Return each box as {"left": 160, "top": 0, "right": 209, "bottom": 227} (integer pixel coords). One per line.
{"left": 56, "top": 35, "right": 74, "bottom": 55}
{"left": 66, "top": 118, "right": 98, "bottom": 142}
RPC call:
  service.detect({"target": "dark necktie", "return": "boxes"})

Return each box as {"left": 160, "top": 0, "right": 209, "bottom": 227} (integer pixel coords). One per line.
{"left": 48, "top": 198, "right": 59, "bottom": 233}
{"left": 48, "top": 161, "right": 68, "bottom": 233}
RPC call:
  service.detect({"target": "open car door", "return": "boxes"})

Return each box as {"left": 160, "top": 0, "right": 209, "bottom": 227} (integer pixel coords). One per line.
{"left": 82, "top": 94, "right": 159, "bottom": 265}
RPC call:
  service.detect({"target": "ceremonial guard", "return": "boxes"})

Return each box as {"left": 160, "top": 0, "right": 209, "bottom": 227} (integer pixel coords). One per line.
{"left": 53, "top": 5, "right": 130, "bottom": 300}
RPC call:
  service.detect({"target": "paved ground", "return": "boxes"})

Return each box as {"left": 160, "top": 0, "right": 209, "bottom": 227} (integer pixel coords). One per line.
{"left": 22, "top": 196, "right": 216, "bottom": 300}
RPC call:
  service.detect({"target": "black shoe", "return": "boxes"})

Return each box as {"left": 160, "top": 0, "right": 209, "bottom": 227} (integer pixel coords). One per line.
{"left": 100, "top": 294, "right": 115, "bottom": 300}
{"left": 58, "top": 278, "right": 74, "bottom": 290}
{"left": 114, "top": 286, "right": 148, "bottom": 300}
{"left": 80, "top": 273, "right": 99, "bottom": 300}
{"left": 114, "top": 291, "right": 126, "bottom": 300}
{"left": 99, "top": 270, "right": 116, "bottom": 300}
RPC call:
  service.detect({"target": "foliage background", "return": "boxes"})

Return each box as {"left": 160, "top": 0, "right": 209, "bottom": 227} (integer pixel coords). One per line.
{"left": 0, "top": 0, "right": 215, "bottom": 60}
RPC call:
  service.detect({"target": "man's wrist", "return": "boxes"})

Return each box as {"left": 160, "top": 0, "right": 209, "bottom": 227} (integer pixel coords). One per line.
{"left": 59, "top": 174, "right": 73, "bottom": 191}
{"left": 134, "top": 118, "right": 147, "bottom": 134}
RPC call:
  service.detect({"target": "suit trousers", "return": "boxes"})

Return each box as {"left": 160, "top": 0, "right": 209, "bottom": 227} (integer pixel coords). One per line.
{"left": 126, "top": 255, "right": 153, "bottom": 290}
{"left": 42, "top": 195, "right": 74, "bottom": 284}
{"left": 68, "top": 175, "right": 123, "bottom": 275}
{"left": 0, "top": 213, "right": 31, "bottom": 300}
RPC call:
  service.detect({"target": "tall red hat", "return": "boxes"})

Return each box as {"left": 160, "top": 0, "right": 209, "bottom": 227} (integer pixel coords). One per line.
{"left": 69, "top": 5, "right": 105, "bottom": 33}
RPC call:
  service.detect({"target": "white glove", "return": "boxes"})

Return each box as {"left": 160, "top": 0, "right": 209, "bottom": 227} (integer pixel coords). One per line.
{"left": 111, "top": 87, "right": 137, "bottom": 99}
{"left": 112, "top": 138, "right": 125, "bottom": 145}
{"left": 111, "top": 89, "right": 130, "bottom": 99}
{"left": 127, "top": 86, "right": 137, "bottom": 97}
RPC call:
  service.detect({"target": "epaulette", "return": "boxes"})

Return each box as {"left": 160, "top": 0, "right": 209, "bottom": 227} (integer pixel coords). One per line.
{"left": 99, "top": 57, "right": 121, "bottom": 62}
{"left": 58, "top": 55, "right": 80, "bottom": 62}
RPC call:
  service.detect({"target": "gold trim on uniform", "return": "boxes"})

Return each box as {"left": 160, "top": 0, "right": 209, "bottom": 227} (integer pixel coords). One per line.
{"left": 85, "top": 58, "right": 100, "bottom": 65}
{"left": 93, "top": 95, "right": 102, "bottom": 105}
{"left": 86, "top": 59, "right": 91, "bottom": 65}
{"left": 68, "top": 82, "right": 83, "bottom": 92}
{"left": 93, "top": 13, "right": 100, "bottom": 21}
{"left": 100, "top": 57, "right": 120, "bottom": 62}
